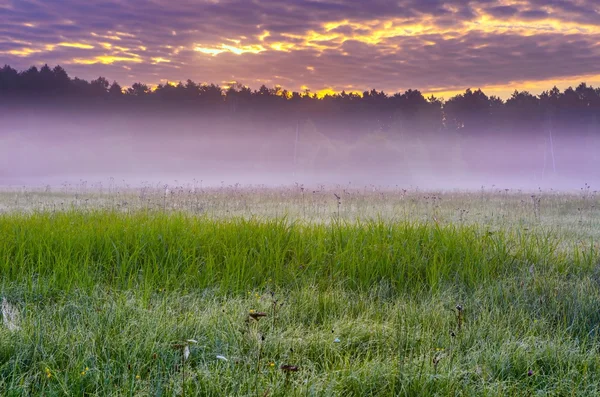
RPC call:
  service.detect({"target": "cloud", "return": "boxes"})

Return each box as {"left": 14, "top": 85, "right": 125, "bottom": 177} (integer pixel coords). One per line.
{"left": 519, "top": 9, "right": 550, "bottom": 19}
{"left": 1, "top": 0, "right": 600, "bottom": 97}
{"left": 487, "top": 5, "right": 519, "bottom": 18}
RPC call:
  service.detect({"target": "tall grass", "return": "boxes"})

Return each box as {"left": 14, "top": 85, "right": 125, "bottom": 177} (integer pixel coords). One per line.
{"left": 0, "top": 211, "right": 592, "bottom": 296}
{"left": 0, "top": 208, "right": 599, "bottom": 395}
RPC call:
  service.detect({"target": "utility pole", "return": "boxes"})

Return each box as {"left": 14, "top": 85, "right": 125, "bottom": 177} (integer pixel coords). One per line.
{"left": 293, "top": 120, "right": 299, "bottom": 177}
{"left": 545, "top": 110, "right": 556, "bottom": 176}
{"left": 549, "top": 117, "right": 556, "bottom": 174}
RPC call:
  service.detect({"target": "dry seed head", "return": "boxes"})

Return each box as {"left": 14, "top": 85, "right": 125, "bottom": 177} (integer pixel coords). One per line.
{"left": 249, "top": 311, "right": 268, "bottom": 321}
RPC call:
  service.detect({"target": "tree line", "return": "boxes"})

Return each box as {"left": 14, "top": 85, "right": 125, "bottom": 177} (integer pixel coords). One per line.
{"left": 1, "top": 64, "right": 600, "bottom": 138}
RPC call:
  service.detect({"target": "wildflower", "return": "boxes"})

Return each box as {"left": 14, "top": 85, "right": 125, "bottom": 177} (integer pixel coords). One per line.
{"left": 334, "top": 338, "right": 341, "bottom": 343}
{"left": 136, "top": 374, "right": 141, "bottom": 380}
{"left": 81, "top": 371, "right": 86, "bottom": 376}
{"left": 269, "top": 362, "right": 275, "bottom": 367}
{"left": 527, "top": 369, "right": 534, "bottom": 377}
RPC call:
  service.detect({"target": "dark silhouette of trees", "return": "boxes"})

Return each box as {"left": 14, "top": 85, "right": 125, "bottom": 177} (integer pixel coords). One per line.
{"left": 504, "top": 90, "right": 542, "bottom": 135}
{"left": 70, "top": 77, "right": 91, "bottom": 96}
{"left": 108, "top": 81, "right": 123, "bottom": 97}
{"left": 391, "top": 90, "right": 442, "bottom": 136}
{"left": 52, "top": 65, "right": 71, "bottom": 93}
{"left": 444, "top": 88, "right": 492, "bottom": 135}
{"left": 125, "top": 82, "right": 150, "bottom": 96}
{"left": 90, "top": 77, "right": 110, "bottom": 96}
{"left": 19, "top": 66, "right": 41, "bottom": 93}
{"left": 0, "top": 65, "right": 19, "bottom": 91}
{"left": 1, "top": 64, "right": 599, "bottom": 145}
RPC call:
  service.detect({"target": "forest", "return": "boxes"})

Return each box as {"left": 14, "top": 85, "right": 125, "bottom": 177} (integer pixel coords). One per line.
{"left": 2, "top": 64, "right": 599, "bottom": 187}
{"left": 2, "top": 64, "right": 600, "bottom": 139}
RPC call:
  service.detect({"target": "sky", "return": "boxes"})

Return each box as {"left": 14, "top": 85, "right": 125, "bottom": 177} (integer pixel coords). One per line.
{"left": 2, "top": 0, "right": 600, "bottom": 98}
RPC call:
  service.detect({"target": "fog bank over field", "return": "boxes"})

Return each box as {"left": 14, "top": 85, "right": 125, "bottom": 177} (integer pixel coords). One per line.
{"left": 2, "top": 109, "right": 599, "bottom": 192}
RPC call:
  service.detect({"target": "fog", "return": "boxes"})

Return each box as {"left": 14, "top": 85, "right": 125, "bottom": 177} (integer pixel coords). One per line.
{"left": 2, "top": 108, "right": 599, "bottom": 192}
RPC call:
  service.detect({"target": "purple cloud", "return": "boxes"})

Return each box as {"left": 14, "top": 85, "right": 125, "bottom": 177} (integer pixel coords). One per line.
{"left": 1, "top": 0, "right": 600, "bottom": 96}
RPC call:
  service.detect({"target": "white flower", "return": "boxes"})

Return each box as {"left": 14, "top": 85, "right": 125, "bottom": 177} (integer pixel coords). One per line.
{"left": 183, "top": 345, "right": 190, "bottom": 361}
{"left": 334, "top": 338, "right": 341, "bottom": 343}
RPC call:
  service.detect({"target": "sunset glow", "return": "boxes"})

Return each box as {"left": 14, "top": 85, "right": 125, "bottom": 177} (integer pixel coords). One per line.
{"left": 2, "top": 0, "right": 600, "bottom": 96}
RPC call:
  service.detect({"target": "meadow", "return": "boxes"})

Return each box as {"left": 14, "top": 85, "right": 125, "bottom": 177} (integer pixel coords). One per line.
{"left": 0, "top": 184, "right": 599, "bottom": 396}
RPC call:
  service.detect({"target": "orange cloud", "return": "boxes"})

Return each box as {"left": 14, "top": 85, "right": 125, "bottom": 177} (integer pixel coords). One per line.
{"left": 195, "top": 43, "right": 265, "bottom": 56}
{"left": 70, "top": 55, "right": 143, "bottom": 65}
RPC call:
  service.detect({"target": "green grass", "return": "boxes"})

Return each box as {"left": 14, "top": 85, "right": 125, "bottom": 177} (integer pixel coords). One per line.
{"left": 0, "top": 211, "right": 593, "bottom": 294}
{"left": 0, "top": 202, "right": 599, "bottom": 395}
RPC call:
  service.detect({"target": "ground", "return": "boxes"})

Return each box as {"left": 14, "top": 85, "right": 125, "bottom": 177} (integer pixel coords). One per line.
{"left": 0, "top": 185, "right": 599, "bottom": 396}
